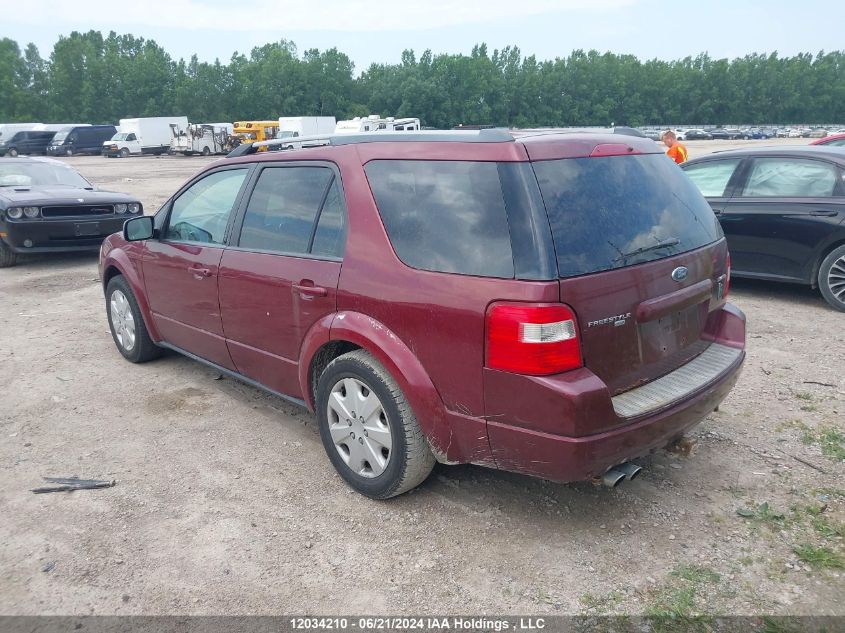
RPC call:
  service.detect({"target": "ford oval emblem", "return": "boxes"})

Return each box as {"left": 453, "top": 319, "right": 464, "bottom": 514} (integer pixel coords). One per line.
{"left": 671, "top": 266, "right": 688, "bottom": 282}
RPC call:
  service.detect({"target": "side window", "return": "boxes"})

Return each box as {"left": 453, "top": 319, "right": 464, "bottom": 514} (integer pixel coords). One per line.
{"left": 742, "top": 158, "right": 838, "bottom": 197}
{"left": 683, "top": 159, "right": 741, "bottom": 197}
{"left": 165, "top": 169, "right": 248, "bottom": 244}
{"left": 311, "top": 180, "right": 346, "bottom": 258}
{"left": 238, "top": 166, "right": 335, "bottom": 255}
{"left": 365, "top": 160, "right": 515, "bottom": 278}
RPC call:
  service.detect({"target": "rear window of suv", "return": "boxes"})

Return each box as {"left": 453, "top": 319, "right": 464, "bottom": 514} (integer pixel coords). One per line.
{"left": 365, "top": 160, "right": 515, "bottom": 278}
{"left": 532, "top": 154, "right": 722, "bottom": 278}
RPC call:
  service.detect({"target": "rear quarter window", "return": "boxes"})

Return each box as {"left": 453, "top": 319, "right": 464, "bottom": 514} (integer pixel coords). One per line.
{"left": 533, "top": 154, "right": 722, "bottom": 278}
{"left": 365, "top": 160, "right": 515, "bottom": 278}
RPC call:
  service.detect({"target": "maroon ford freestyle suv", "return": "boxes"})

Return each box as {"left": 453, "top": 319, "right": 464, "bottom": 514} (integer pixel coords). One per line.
{"left": 99, "top": 130, "right": 745, "bottom": 498}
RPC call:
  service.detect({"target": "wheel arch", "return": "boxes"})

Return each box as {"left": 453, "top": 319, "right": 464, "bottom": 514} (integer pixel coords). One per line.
{"left": 101, "top": 251, "right": 161, "bottom": 342}
{"left": 298, "top": 311, "right": 453, "bottom": 461}
{"left": 810, "top": 236, "right": 845, "bottom": 289}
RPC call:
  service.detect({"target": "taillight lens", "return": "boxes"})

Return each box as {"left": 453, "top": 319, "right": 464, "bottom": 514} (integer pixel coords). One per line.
{"left": 725, "top": 252, "right": 731, "bottom": 299}
{"left": 486, "top": 302, "right": 583, "bottom": 376}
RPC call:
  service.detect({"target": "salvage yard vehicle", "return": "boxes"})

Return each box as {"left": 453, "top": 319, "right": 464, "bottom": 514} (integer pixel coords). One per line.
{"left": 232, "top": 120, "right": 280, "bottom": 145}
{"left": 99, "top": 129, "right": 745, "bottom": 498}
{"left": 0, "top": 157, "right": 141, "bottom": 267}
{"left": 335, "top": 115, "right": 421, "bottom": 133}
{"left": 0, "top": 130, "right": 56, "bottom": 157}
{"left": 684, "top": 129, "right": 712, "bottom": 140}
{"left": 47, "top": 125, "right": 117, "bottom": 156}
{"left": 170, "top": 122, "right": 234, "bottom": 156}
{"left": 682, "top": 146, "right": 845, "bottom": 311}
{"left": 709, "top": 128, "right": 744, "bottom": 140}
{"left": 104, "top": 117, "right": 189, "bottom": 157}
{"left": 278, "top": 116, "right": 337, "bottom": 144}
{"left": 811, "top": 133, "right": 845, "bottom": 147}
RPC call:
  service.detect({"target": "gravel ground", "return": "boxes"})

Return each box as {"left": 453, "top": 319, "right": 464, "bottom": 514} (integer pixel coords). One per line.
{"left": 1, "top": 139, "right": 843, "bottom": 617}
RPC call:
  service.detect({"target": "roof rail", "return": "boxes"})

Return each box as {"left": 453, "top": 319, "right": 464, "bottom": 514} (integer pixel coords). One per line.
{"left": 225, "top": 128, "right": 514, "bottom": 158}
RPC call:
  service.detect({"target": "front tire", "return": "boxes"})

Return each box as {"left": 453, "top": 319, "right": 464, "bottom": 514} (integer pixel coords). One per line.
{"left": 316, "top": 350, "right": 435, "bottom": 499}
{"left": 818, "top": 245, "right": 845, "bottom": 312}
{"left": 0, "top": 240, "right": 17, "bottom": 267}
{"left": 8, "top": 148, "right": 18, "bottom": 157}
{"left": 201, "top": 146, "right": 211, "bottom": 156}
{"left": 105, "top": 275, "right": 161, "bottom": 362}
{"left": 119, "top": 148, "right": 130, "bottom": 158}
{"left": 66, "top": 148, "right": 73, "bottom": 156}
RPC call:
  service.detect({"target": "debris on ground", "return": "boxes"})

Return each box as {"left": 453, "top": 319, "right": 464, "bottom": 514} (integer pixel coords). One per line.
{"left": 31, "top": 477, "right": 116, "bottom": 494}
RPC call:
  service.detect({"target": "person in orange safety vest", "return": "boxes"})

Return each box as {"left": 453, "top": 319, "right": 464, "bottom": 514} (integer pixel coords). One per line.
{"left": 662, "top": 130, "right": 688, "bottom": 164}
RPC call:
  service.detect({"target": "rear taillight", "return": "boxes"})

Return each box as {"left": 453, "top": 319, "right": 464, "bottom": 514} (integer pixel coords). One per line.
{"left": 486, "top": 302, "right": 583, "bottom": 376}
{"left": 725, "top": 252, "right": 731, "bottom": 299}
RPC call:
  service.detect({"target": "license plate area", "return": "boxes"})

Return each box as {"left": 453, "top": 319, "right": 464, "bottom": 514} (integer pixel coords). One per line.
{"left": 638, "top": 304, "right": 704, "bottom": 362}
{"left": 75, "top": 222, "right": 100, "bottom": 237}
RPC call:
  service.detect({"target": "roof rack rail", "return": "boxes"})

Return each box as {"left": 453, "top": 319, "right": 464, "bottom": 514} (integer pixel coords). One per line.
{"left": 225, "top": 128, "right": 514, "bottom": 158}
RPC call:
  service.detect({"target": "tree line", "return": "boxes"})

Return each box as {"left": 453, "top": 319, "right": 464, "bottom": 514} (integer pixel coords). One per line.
{"left": 1, "top": 30, "right": 843, "bottom": 128}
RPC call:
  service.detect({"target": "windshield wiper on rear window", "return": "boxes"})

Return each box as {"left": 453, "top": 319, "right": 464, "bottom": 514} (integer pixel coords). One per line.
{"left": 614, "top": 237, "right": 680, "bottom": 263}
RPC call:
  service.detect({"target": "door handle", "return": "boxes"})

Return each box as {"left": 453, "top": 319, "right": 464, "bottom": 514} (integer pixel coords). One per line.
{"left": 188, "top": 266, "right": 212, "bottom": 278}
{"left": 293, "top": 282, "right": 328, "bottom": 298}
{"left": 809, "top": 210, "right": 838, "bottom": 217}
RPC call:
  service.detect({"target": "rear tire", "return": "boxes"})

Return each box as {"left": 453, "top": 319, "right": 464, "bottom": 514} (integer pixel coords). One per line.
{"left": 818, "top": 244, "right": 845, "bottom": 312}
{"left": 316, "top": 350, "right": 435, "bottom": 499}
{"left": 202, "top": 146, "right": 211, "bottom": 156}
{"left": 0, "top": 240, "right": 17, "bottom": 267}
{"left": 105, "top": 275, "right": 161, "bottom": 362}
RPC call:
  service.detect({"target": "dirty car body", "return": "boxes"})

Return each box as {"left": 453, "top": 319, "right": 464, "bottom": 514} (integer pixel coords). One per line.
{"left": 99, "top": 130, "right": 745, "bottom": 498}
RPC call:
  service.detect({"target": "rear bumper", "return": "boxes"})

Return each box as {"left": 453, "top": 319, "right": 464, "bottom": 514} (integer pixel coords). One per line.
{"left": 482, "top": 303, "right": 746, "bottom": 482}
{"left": 1, "top": 217, "right": 127, "bottom": 253}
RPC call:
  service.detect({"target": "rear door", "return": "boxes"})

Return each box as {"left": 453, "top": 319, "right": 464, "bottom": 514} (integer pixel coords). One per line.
{"left": 719, "top": 156, "right": 844, "bottom": 282}
{"left": 530, "top": 151, "right": 727, "bottom": 396}
{"left": 218, "top": 163, "right": 345, "bottom": 397}
{"left": 142, "top": 166, "right": 251, "bottom": 368}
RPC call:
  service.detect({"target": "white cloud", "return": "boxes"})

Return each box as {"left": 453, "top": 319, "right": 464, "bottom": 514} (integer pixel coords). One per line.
{"left": 1, "top": 0, "right": 638, "bottom": 32}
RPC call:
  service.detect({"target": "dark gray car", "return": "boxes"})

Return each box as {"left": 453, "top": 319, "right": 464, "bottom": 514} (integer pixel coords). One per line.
{"left": 0, "top": 157, "right": 142, "bottom": 267}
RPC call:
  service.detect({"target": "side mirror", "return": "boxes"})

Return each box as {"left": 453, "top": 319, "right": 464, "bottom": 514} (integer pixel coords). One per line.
{"left": 124, "top": 216, "right": 154, "bottom": 241}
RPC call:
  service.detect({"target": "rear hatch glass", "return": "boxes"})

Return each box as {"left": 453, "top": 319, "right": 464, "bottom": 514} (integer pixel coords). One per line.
{"left": 532, "top": 154, "right": 722, "bottom": 277}
{"left": 532, "top": 153, "right": 725, "bottom": 398}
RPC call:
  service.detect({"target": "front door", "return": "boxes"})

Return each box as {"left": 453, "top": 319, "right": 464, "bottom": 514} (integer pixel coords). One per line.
{"left": 218, "top": 164, "right": 346, "bottom": 397}
{"left": 143, "top": 167, "right": 251, "bottom": 369}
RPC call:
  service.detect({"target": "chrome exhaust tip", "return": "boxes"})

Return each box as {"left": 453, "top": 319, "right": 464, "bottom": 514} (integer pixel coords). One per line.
{"left": 615, "top": 462, "right": 643, "bottom": 481}
{"left": 601, "top": 469, "right": 626, "bottom": 488}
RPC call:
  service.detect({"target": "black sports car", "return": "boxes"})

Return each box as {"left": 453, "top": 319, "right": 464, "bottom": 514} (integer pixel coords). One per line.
{"left": 0, "top": 157, "right": 141, "bottom": 267}
{"left": 682, "top": 146, "right": 845, "bottom": 311}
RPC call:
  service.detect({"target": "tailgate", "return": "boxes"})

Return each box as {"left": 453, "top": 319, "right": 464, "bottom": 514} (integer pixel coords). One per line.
{"left": 561, "top": 240, "right": 727, "bottom": 395}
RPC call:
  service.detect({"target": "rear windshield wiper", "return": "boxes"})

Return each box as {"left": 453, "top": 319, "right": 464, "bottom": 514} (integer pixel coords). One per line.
{"left": 614, "top": 237, "right": 680, "bottom": 262}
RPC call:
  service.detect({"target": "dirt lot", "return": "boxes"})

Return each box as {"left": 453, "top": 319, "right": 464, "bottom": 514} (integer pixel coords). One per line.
{"left": 1, "top": 138, "right": 843, "bottom": 618}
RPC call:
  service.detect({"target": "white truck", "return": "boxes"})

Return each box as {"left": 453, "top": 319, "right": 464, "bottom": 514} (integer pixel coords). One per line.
{"left": 277, "top": 116, "right": 337, "bottom": 144}
{"left": 334, "top": 115, "right": 421, "bottom": 134}
{"left": 170, "top": 122, "right": 234, "bottom": 156}
{"left": 103, "top": 116, "right": 188, "bottom": 157}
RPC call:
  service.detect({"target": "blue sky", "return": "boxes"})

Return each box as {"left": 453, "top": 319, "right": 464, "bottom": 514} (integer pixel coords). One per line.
{"left": 1, "top": 0, "right": 842, "bottom": 72}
